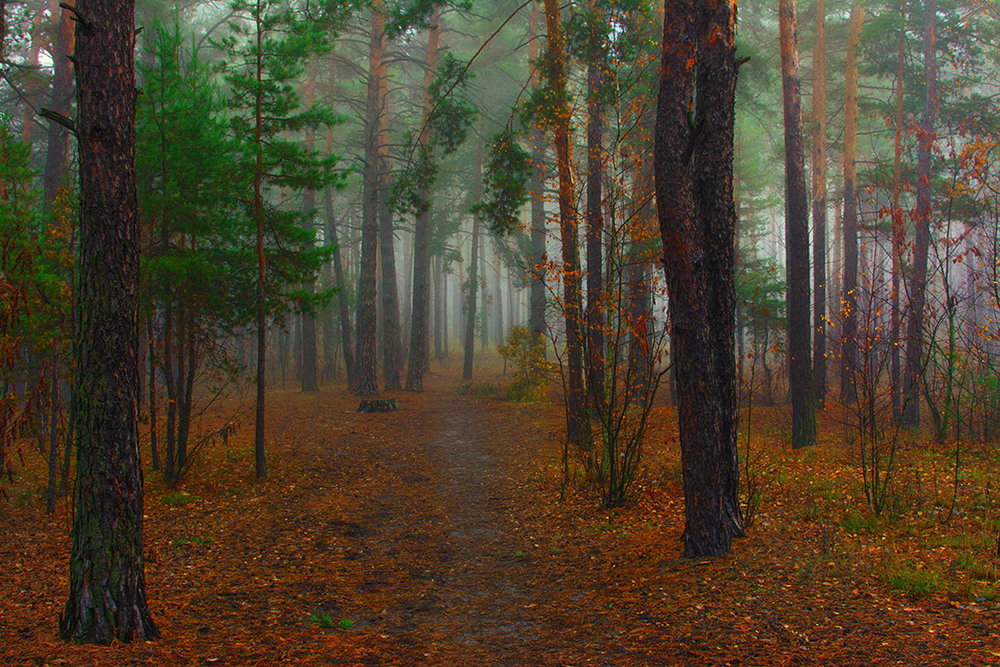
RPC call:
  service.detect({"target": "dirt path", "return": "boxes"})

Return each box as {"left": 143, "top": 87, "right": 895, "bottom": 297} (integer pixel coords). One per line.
{"left": 5, "top": 368, "right": 1000, "bottom": 666}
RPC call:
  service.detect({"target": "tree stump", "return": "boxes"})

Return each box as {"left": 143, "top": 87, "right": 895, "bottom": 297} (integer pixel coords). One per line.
{"left": 357, "top": 398, "right": 398, "bottom": 413}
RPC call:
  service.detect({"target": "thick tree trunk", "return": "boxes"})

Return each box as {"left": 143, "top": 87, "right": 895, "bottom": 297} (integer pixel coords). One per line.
{"left": 840, "top": 1, "right": 864, "bottom": 405}
{"left": 543, "top": 0, "right": 591, "bottom": 454}
{"left": 779, "top": 0, "right": 816, "bottom": 448}
{"left": 60, "top": 0, "right": 158, "bottom": 640}
{"left": 356, "top": 1, "right": 384, "bottom": 396}
{"left": 655, "top": 0, "right": 742, "bottom": 558}
{"left": 810, "top": 0, "right": 827, "bottom": 406}
{"left": 584, "top": 0, "right": 605, "bottom": 410}
{"left": 902, "top": 0, "right": 936, "bottom": 427}
{"left": 406, "top": 10, "right": 440, "bottom": 392}
{"left": 463, "top": 146, "right": 483, "bottom": 381}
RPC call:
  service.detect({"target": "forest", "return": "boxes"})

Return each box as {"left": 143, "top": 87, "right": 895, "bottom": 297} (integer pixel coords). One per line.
{"left": 3, "top": 0, "right": 1000, "bottom": 663}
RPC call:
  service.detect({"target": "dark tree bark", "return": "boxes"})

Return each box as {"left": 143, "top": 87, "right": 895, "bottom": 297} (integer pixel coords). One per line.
{"left": 584, "top": 0, "right": 605, "bottom": 410}
{"left": 655, "top": 0, "right": 742, "bottom": 558}
{"left": 59, "top": 0, "right": 158, "bottom": 641}
{"left": 543, "top": 0, "right": 591, "bottom": 454}
{"left": 406, "top": 9, "right": 440, "bottom": 392}
{"left": 356, "top": 1, "right": 384, "bottom": 396}
{"left": 840, "top": 1, "right": 864, "bottom": 404}
{"left": 463, "top": 145, "right": 483, "bottom": 381}
{"left": 810, "top": 0, "right": 827, "bottom": 406}
{"left": 779, "top": 0, "right": 816, "bottom": 448}
{"left": 902, "top": 0, "right": 936, "bottom": 427}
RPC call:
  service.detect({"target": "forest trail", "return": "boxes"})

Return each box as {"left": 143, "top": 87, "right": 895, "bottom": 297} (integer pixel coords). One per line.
{"left": 5, "top": 365, "right": 1000, "bottom": 666}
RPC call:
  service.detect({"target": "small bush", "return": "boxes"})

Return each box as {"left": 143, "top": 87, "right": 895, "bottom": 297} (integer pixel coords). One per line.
{"left": 497, "top": 326, "right": 552, "bottom": 403}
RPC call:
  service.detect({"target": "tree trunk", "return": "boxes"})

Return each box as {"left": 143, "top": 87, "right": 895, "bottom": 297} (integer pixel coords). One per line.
{"left": 779, "top": 0, "right": 816, "bottom": 448}
{"left": 543, "top": 0, "right": 591, "bottom": 453}
{"left": 463, "top": 146, "right": 483, "bottom": 380}
{"left": 60, "top": 0, "right": 158, "bottom": 640}
{"left": 655, "top": 0, "right": 742, "bottom": 558}
{"left": 584, "top": 0, "right": 605, "bottom": 410}
{"left": 378, "top": 49, "right": 403, "bottom": 391}
{"left": 146, "top": 314, "right": 159, "bottom": 471}
{"left": 902, "top": 0, "right": 936, "bottom": 427}
{"left": 810, "top": 0, "right": 827, "bottom": 406}
{"left": 433, "top": 254, "right": 444, "bottom": 359}
{"left": 253, "top": 0, "right": 267, "bottom": 477}
{"left": 43, "top": 0, "right": 75, "bottom": 209}
{"left": 356, "top": 1, "right": 384, "bottom": 396}
{"left": 840, "top": 1, "right": 864, "bottom": 404}
{"left": 891, "top": 0, "right": 907, "bottom": 416}
{"left": 406, "top": 9, "right": 440, "bottom": 392}
{"left": 528, "top": 1, "right": 547, "bottom": 348}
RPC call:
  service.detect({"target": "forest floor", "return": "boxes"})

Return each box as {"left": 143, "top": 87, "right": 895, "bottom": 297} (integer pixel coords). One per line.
{"left": 3, "top": 359, "right": 1000, "bottom": 665}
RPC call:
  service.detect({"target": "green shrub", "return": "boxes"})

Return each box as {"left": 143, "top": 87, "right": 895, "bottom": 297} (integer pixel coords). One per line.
{"left": 498, "top": 326, "right": 552, "bottom": 403}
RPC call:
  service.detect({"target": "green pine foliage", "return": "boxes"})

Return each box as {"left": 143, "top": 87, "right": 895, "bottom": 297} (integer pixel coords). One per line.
{"left": 138, "top": 20, "right": 255, "bottom": 334}
{"left": 218, "top": 0, "right": 350, "bottom": 319}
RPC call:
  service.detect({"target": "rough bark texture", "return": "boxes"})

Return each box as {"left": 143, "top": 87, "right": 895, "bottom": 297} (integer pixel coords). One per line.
{"left": 902, "top": 0, "right": 936, "bottom": 427}
{"left": 810, "top": 0, "right": 827, "bottom": 406}
{"left": 406, "top": 10, "right": 440, "bottom": 392}
{"left": 59, "top": 0, "right": 158, "bottom": 641}
{"left": 779, "top": 0, "right": 816, "bottom": 448}
{"left": 840, "top": 1, "right": 864, "bottom": 405}
{"left": 543, "top": 0, "right": 591, "bottom": 454}
{"left": 655, "top": 0, "right": 742, "bottom": 558}
{"left": 584, "top": 0, "right": 605, "bottom": 410}
{"left": 356, "top": 1, "right": 384, "bottom": 396}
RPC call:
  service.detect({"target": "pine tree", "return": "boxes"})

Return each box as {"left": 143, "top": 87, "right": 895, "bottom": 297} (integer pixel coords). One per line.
{"left": 220, "top": 0, "right": 345, "bottom": 476}
{"left": 59, "top": 0, "right": 158, "bottom": 641}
